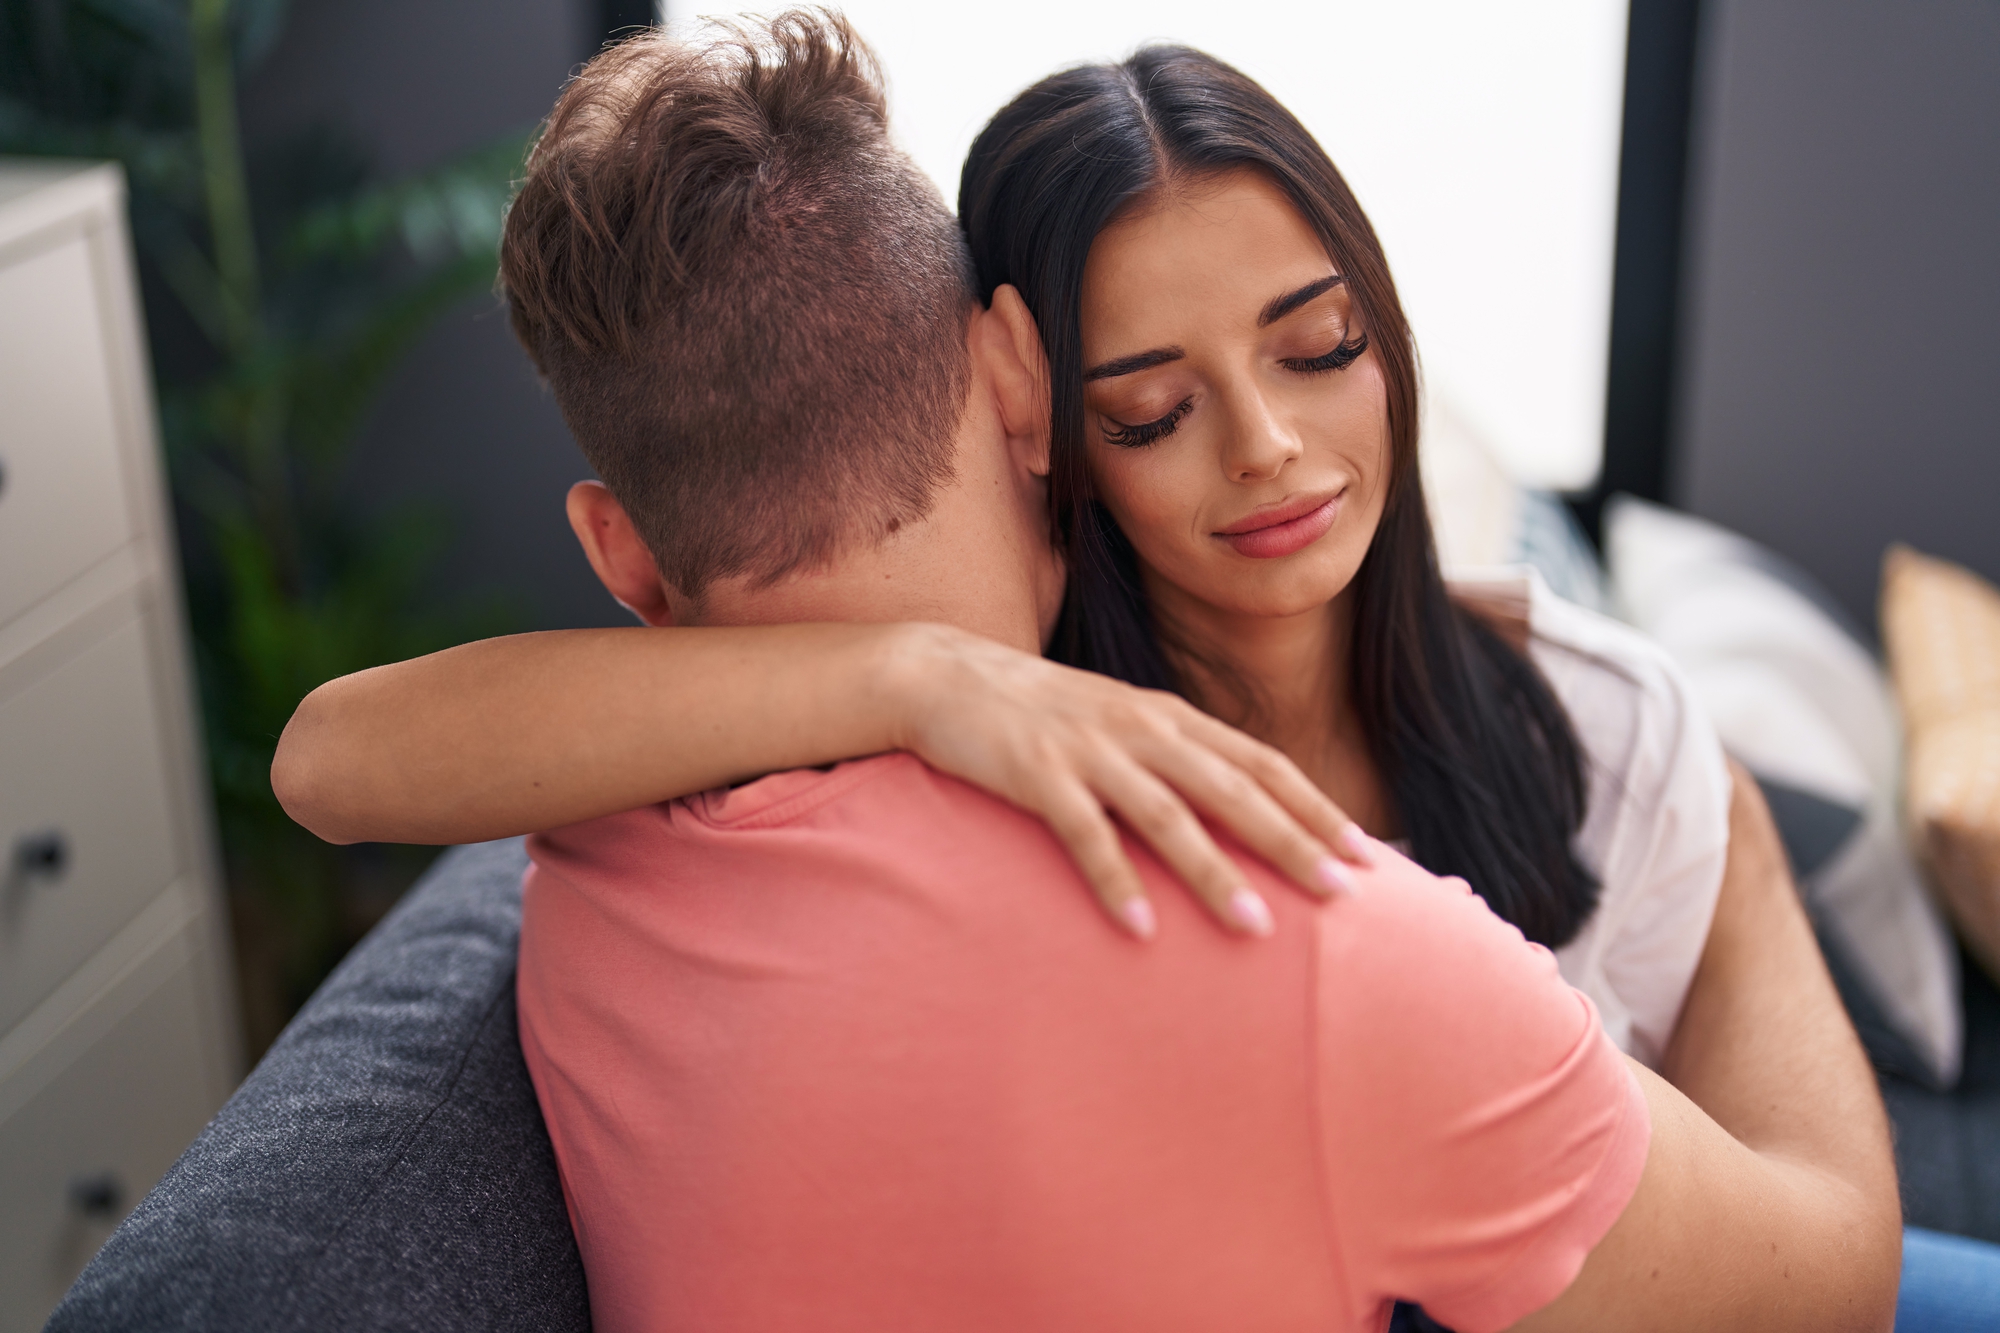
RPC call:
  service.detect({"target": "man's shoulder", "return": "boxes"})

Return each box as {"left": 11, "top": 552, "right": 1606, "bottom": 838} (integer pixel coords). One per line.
{"left": 528, "top": 752, "right": 1035, "bottom": 847}
{"left": 681, "top": 751, "right": 1022, "bottom": 831}
{"left": 526, "top": 750, "right": 1083, "bottom": 912}
{"left": 1322, "top": 848, "right": 1596, "bottom": 1067}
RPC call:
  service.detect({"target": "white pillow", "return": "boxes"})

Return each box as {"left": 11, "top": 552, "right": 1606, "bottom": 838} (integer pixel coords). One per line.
{"left": 1422, "top": 397, "right": 1606, "bottom": 611}
{"left": 1605, "top": 496, "right": 1961, "bottom": 1087}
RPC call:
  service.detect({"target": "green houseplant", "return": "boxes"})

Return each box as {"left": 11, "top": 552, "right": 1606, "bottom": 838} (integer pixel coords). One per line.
{"left": 1, "top": 0, "right": 529, "bottom": 1050}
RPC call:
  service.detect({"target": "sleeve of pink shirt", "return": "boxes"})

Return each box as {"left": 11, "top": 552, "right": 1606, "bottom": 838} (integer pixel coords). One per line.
{"left": 1313, "top": 851, "right": 1651, "bottom": 1333}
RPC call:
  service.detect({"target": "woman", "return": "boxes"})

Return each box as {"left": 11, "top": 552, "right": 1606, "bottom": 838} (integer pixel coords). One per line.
{"left": 279, "top": 45, "right": 1719, "bottom": 1068}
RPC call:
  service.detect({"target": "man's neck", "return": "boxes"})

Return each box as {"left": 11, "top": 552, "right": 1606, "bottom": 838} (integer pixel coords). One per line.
{"left": 688, "top": 449, "right": 1051, "bottom": 654}
{"left": 692, "top": 550, "right": 1038, "bottom": 652}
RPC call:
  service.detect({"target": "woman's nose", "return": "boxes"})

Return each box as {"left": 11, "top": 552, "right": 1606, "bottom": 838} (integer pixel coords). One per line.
{"left": 1221, "top": 392, "right": 1305, "bottom": 482}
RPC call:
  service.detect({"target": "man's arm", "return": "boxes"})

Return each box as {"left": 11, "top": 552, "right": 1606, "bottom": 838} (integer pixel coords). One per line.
{"left": 1511, "top": 763, "right": 1901, "bottom": 1333}
{"left": 1659, "top": 760, "right": 1894, "bottom": 1183}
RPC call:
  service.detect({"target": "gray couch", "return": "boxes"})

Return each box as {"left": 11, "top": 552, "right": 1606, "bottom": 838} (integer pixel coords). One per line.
{"left": 45, "top": 832, "right": 2000, "bottom": 1331}
{"left": 46, "top": 840, "right": 588, "bottom": 1332}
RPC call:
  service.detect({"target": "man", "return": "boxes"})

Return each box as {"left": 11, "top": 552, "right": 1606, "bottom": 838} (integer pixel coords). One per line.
{"left": 358, "top": 12, "right": 1905, "bottom": 1332}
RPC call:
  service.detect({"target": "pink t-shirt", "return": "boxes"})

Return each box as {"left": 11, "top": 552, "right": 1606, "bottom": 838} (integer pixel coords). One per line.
{"left": 518, "top": 753, "right": 1647, "bottom": 1333}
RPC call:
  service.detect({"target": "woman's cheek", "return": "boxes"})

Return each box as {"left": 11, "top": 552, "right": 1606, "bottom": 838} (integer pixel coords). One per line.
{"left": 1098, "top": 449, "right": 1213, "bottom": 574}
{"left": 1316, "top": 357, "right": 1389, "bottom": 474}
{"left": 1357, "top": 362, "right": 1393, "bottom": 494}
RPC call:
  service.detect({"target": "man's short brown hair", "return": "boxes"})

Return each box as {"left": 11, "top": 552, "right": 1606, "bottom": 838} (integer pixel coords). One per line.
{"left": 502, "top": 8, "right": 973, "bottom": 596}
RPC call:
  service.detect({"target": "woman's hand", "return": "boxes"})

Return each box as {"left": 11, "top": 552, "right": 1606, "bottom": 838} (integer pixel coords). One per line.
{"left": 884, "top": 623, "right": 1371, "bottom": 938}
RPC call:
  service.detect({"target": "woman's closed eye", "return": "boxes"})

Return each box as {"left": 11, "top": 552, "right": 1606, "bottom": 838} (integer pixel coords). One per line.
{"left": 1100, "top": 396, "right": 1194, "bottom": 449}
{"left": 1095, "top": 328, "right": 1366, "bottom": 447}
{"left": 1280, "top": 330, "right": 1368, "bottom": 376}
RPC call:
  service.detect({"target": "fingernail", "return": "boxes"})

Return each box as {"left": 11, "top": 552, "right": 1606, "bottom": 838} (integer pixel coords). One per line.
{"left": 1118, "top": 897, "right": 1158, "bottom": 940}
{"left": 1340, "top": 824, "right": 1378, "bottom": 865}
{"left": 1314, "top": 855, "right": 1358, "bottom": 897}
{"left": 1228, "top": 887, "right": 1275, "bottom": 936}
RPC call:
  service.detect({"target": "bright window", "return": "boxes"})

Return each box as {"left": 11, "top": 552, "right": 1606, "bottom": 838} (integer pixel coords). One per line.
{"left": 713, "top": 2, "right": 1629, "bottom": 490}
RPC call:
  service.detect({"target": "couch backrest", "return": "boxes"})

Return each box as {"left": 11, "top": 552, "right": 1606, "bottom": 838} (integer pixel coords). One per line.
{"left": 47, "top": 839, "right": 591, "bottom": 1332}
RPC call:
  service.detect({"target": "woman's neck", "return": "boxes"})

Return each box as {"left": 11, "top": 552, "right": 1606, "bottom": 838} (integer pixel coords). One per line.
{"left": 1145, "top": 572, "right": 1393, "bottom": 831}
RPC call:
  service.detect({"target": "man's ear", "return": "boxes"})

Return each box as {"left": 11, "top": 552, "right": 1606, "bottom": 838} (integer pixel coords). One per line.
{"left": 566, "top": 481, "right": 677, "bottom": 626}
{"left": 979, "top": 284, "right": 1052, "bottom": 478}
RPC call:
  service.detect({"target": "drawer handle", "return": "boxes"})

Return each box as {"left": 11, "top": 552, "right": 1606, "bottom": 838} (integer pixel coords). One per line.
{"left": 15, "top": 830, "right": 68, "bottom": 880}
{"left": 68, "top": 1172, "right": 125, "bottom": 1219}
{"left": 3, "top": 829, "right": 69, "bottom": 926}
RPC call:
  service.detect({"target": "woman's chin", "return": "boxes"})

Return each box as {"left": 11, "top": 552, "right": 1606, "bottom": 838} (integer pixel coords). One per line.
{"left": 1217, "top": 548, "right": 1363, "bottom": 616}
{"left": 1180, "top": 569, "right": 1357, "bottom": 623}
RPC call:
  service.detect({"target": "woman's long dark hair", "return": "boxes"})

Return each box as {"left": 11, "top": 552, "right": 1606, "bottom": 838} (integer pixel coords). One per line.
{"left": 959, "top": 46, "right": 1599, "bottom": 947}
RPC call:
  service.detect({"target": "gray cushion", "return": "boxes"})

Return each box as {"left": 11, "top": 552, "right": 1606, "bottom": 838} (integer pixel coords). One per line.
{"left": 46, "top": 839, "right": 590, "bottom": 1332}
{"left": 1887, "top": 943, "right": 2000, "bottom": 1244}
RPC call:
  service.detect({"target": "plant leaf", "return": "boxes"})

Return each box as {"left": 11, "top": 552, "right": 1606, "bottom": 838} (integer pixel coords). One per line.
{"left": 285, "top": 130, "right": 527, "bottom": 266}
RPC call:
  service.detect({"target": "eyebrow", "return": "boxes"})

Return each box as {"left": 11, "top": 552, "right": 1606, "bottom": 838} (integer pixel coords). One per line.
{"left": 1259, "top": 274, "right": 1347, "bottom": 327}
{"left": 1082, "top": 275, "right": 1351, "bottom": 382}
{"left": 1083, "top": 346, "right": 1186, "bottom": 382}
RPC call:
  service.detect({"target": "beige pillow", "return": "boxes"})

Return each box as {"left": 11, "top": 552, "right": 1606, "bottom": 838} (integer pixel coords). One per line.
{"left": 1882, "top": 544, "right": 2000, "bottom": 980}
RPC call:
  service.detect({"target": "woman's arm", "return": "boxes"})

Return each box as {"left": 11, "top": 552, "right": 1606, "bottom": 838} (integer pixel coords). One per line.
{"left": 272, "top": 621, "right": 1367, "bottom": 936}
{"left": 277, "top": 623, "right": 915, "bottom": 844}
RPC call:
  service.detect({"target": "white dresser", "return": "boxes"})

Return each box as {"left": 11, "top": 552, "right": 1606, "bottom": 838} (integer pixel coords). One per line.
{"left": 0, "top": 161, "right": 241, "bottom": 1331}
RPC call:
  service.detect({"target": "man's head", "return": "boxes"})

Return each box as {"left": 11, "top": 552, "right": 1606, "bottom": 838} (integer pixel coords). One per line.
{"left": 502, "top": 8, "right": 1056, "bottom": 643}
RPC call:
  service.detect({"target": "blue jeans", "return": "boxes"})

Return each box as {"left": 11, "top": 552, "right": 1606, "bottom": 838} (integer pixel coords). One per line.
{"left": 1388, "top": 1226, "right": 2000, "bottom": 1332}
{"left": 1899, "top": 1226, "right": 2000, "bottom": 1332}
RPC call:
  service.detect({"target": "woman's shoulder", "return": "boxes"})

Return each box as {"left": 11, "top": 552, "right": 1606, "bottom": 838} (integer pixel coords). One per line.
{"left": 1449, "top": 566, "right": 1699, "bottom": 757}
{"left": 1450, "top": 567, "right": 1733, "bottom": 1065}
{"left": 1447, "top": 565, "right": 1730, "bottom": 903}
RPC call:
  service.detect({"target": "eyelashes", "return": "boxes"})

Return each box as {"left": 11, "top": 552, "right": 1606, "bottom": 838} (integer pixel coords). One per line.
{"left": 1096, "top": 330, "right": 1370, "bottom": 449}
{"left": 1281, "top": 329, "right": 1368, "bottom": 376}
{"left": 1100, "top": 397, "right": 1193, "bottom": 449}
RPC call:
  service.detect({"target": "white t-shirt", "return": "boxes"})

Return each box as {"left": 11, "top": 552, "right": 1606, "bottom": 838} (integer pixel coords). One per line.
{"left": 1449, "top": 569, "right": 1733, "bottom": 1067}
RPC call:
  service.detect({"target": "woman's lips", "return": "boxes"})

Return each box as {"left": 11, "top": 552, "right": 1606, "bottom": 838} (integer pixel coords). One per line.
{"left": 1214, "top": 493, "right": 1343, "bottom": 559}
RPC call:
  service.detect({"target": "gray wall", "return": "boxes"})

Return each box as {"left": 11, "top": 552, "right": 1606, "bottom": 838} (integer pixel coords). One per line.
{"left": 242, "top": 0, "right": 632, "bottom": 630}
{"left": 1673, "top": 0, "right": 2000, "bottom": 632}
